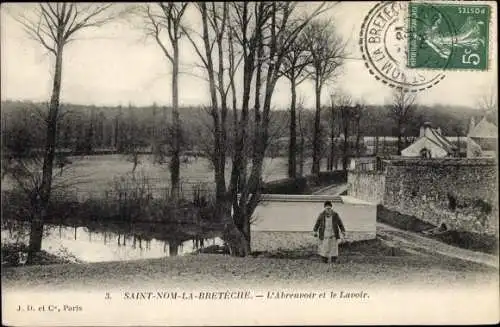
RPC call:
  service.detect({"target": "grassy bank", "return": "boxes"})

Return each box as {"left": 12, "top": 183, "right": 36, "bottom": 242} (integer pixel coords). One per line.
{"left": 1, "top": 243, "right": 82, "bottom": 267}
{"left": 377, "top": 205, "right": 498, "bottom": 254}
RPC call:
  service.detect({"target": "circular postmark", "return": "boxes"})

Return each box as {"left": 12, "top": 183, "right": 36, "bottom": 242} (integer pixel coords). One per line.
{"left": 360, "top": 1, "right": 455, "bottom": 92}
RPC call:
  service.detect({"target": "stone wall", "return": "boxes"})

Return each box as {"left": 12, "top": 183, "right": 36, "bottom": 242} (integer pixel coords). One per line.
{"left": 347, "top": 171, "right": 385, "bottom": 204}
{"left": 383, "top": 158, "right": 498, "bottom": 235}
{"left": 347, "top": 158, "right": 498, "bottom": 235}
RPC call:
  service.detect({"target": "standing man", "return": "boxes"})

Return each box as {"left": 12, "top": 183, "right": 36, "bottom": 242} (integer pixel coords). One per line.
{"left": 313, "top": 201, "right": 346, "bottom": 263}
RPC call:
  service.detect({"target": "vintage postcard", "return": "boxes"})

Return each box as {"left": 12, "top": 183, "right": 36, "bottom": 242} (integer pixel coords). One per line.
{"left": 1, "top": 1, "right": 498, "bottom": 326}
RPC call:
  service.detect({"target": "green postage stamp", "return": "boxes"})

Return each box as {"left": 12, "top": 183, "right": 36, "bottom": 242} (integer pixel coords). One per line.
{"left": 408, "top": 2, "right": 490, "bottom": 70}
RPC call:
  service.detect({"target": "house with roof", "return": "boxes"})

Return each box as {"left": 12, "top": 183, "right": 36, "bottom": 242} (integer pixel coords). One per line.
{"left": 401, "top": 122, "right": 457, "bottom": 158}
{"left": 467, "top": 116, "right": 498, "bottom": 158}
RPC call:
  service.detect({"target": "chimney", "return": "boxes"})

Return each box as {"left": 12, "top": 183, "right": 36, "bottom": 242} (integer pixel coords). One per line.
{"left": 436, "top": 127, "right": 442, "bottom": 135}
{"left": 421, "top": 122, "right": 432, "bottom": 137}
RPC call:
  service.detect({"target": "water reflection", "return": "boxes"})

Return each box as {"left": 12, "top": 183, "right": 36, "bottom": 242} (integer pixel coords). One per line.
{"left": 2, "top": 223, "right": 223, "bottom": 263}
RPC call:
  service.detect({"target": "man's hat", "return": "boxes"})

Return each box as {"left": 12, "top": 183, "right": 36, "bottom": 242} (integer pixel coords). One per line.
{"left": 324, "top": 201, "right": 332, "bottom": 207}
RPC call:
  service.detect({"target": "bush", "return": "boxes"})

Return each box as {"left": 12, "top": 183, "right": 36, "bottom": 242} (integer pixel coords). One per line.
{"left": 1, "top": 172, "right": 221, "bottom": 227}
{"left": 1, "top": 242, "right": 28, "bottom": 266}
{"left": 192, "top": 183, "right": 218, "bottom": 222}
{"left": 1, "top": 242, "right": 79, "bottom": 266}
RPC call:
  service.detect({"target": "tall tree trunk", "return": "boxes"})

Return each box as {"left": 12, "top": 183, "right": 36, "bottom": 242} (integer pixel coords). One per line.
{"left": 200, "top": 3, "right": 224, "bottom": 203}
{"left": 114, "top": 115, "right": 119, "bottom": 150}
{"left": 170, "top": 44, "right": 181, "bottom": 199}
{"left": 355, "top": 117, "right": 361, "bottom": 157}
{"left": 228, "top": 4, "right": 254, "bottom": 257}
{"left": 311, "top": 81, "right": 321, "bottom": 175}
{"left": 329, "top": 134, "right": 335, "bottom": 171}
{"left": 298, "top": 111, "right": 305, "bottom": 177}
{"left": 219, "top": 21, "right": 249, "bottom": 257}
{"left": 169, "top": 241, "right": 179, "bottom": 256}
{"left": 342, "top": 125, "right": 349, "bottom": 171}
{"left": 28, "top": 45, "right": 64, "bottom": 263}
{"left": 328, "top": 108, "right": 335, "bottom": 171}
{"left": 396, "top": 119, "right": 403, "bottom": 155}
{"left": 287, "top": 78, "right": 297, "bottom": 178}
{"left": 215, "top": 3, "right": 228, "bottom": 203}
{"left": 397, "top": 133, "right": 402, "bottom": 155}
{"left": 299, "top": 134, "right": 305, "bottom": 176}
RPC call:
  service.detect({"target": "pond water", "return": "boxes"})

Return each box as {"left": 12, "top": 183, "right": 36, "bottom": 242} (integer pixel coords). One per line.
{"left": 1, "top": 222, "right": 223, "bottom": 263}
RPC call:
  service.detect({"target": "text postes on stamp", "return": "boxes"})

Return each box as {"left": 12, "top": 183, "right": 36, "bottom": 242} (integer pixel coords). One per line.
{"left": 360, "top": 1, "right": 447, "bottom": 92}
{"left": 408, "top": 2, "right": 490, "bottom": 71}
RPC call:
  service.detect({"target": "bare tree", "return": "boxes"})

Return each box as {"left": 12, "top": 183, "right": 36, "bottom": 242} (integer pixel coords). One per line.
{"left": 353, "top": 103, "right": 365, "bottom": 157}
{"left": 12, "top": 3, "right": 116, "bottom": 263}
{"left": 389, "top": 88, "right": 417, "bottom": 155}
{"left": 296, "top": 96, "right": 310, "bottom": 176}
{"left": 183, "top": 3, "right": 234, "bottom": 204}
{"left": 121, "top": 110, "right": 144, "bottom": 174}
{"left": 231, "top": 2, "right": 332, "bottom": 255}
{"left": 477, "top": 87, "right": 498, "bottom": 126}
{"left": 477, "top": 86, "right": 498, "bottom": 114}
{"left": 327, "top": 93, "right": 338, "bottom": 171}
{"left": 333, "top": 93, "right": 353, "bottom": 171}
{"left": 305, "top": 19, "right": 346, "bottom": 175}
{"left": 280, "top": 31, "right": 311, "bottom": 178}
{"left": 185, "top": 2, "right": 331, "bottom": 256}
{"left": 141, "top": 2, "right": 189, "bottom": 200}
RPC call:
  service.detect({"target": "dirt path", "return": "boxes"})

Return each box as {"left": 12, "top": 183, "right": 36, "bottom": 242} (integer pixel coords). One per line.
{"left": 377, "top": 222, "right": 499, "bottom": 268}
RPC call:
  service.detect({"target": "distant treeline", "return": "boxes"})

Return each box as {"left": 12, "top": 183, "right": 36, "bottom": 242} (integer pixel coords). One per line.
{"left": 1, "top": 100, "right": 493, "bottom": 157}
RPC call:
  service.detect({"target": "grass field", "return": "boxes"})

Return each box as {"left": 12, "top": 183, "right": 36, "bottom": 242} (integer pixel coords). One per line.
{"left": 2, "top": 154, "right": 316, "bottom": 199}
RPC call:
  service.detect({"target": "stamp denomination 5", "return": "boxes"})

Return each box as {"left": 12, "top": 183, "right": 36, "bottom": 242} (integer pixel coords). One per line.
{"left": 408, "top": 2, "right": 490, "bottom": 70}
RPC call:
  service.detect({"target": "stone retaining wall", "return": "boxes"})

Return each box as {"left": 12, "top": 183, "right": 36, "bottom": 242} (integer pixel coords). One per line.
{"left": 347, "top": 171, "right": 385, "bottom": 204}
{"left": 384, "top": 158, "right": 498, "bottom": 234}
{"left": 348, "top": 158, "right": 498, "bottom": 235}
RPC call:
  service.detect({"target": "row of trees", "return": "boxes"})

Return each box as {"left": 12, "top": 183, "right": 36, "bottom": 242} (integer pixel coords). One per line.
{"left": 2, "top": 96, "right": 414, "bottom": 175}
{"left": 3, "top": 97, "right": 480, "bottom": 161}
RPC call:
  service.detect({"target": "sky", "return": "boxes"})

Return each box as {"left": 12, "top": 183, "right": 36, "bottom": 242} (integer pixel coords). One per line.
{"left": 1, "top": 2, "right": 497, "bottom": 110}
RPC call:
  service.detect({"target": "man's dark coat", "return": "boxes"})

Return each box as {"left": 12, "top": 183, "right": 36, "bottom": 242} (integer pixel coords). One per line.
{"left": 313, "top": 209, "right": 346, "bottom": 240}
